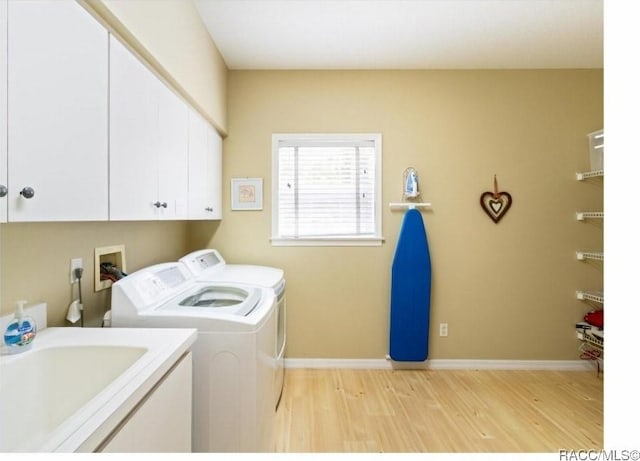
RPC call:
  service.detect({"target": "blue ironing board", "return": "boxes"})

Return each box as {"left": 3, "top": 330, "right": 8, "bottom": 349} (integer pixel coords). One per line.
{"left": 389, "top": 208, "right": 432, "bottom": 361}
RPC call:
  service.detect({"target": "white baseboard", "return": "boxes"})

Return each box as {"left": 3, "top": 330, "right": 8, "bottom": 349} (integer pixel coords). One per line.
{"left": 284, "top": 357, "right": 595, "bottom": 371}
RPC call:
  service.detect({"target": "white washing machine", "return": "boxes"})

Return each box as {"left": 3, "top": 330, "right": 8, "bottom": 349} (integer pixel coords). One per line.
{"left": 110, "top": 262, "right": 276, "bottom": 453}
{"left": 180, "top": 249, "right": 286, "bottom": 408}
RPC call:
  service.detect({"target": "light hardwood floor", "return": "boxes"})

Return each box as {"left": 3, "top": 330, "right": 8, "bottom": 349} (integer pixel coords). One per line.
{"left": 274, "top": 368, "right": 603, "bottom": 453}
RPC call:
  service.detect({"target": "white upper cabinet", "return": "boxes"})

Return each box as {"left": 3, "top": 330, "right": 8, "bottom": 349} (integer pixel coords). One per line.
{"left": 7, "top": 0, "right": 108, "bottom": 221}
{"left": 1, "top": 0, "right": 7, "bottom": 223}
{"left": 109, "top": 36, "right": 188, "bottom": 221}
{"left": 187, "top": 108, "right": 222, "bottom": 220}
{"left": 1, "top": 3, "right": 221, "bottom": 223}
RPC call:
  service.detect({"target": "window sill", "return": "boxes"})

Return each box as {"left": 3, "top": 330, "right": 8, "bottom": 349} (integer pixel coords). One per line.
{"left": 270, "top": 236, "right": 385, "bottom": 247}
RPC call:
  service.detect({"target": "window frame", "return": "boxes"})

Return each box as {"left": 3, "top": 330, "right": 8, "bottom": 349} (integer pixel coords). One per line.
{"left": 271, "top": 133, "right": 383, "bottom": 247}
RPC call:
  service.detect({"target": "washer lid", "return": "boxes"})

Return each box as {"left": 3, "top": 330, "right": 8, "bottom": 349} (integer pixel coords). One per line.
{"left": 162, "top": 284, "right": 260, "bottom": 316}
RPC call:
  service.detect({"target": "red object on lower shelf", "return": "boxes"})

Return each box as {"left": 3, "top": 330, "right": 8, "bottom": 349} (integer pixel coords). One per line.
{"left": 584, "top": 309, "right": 604, "bottom": 329}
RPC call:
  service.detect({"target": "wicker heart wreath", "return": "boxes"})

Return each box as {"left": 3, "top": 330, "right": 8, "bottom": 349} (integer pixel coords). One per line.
{"left": 480, "top": 175, "right": 512, "bottom": 223}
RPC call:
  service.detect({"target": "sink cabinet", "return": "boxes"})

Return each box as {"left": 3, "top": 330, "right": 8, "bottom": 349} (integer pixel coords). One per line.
{"left": 97, "top": 352, "right": 192, "bottom": 453}
{"left": 99, "top": 352, "right": 193, "bottom": 452}
{"left": 0, "top": 326, "right": 196, "bottom": 453}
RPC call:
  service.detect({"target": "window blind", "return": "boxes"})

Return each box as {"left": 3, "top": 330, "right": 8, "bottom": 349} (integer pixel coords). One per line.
{"left": 273, "top": 135, "right": 381, "bottom": 242}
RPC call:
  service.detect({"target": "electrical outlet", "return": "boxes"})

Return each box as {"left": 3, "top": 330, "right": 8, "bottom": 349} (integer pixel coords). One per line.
{"left": 439, "top": 323, "right": 448, "bottom": 337}
{"left": 70, "top": 258, "right": 83, "bottom": 284}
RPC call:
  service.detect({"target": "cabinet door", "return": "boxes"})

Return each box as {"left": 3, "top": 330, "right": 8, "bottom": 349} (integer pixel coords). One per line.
{"left": 109, "top": 36, "right": 160, "bottom": 221}
{"left": 100, "top": 353, "right": 192, "bottom": 452}
{"left": 7, "top": 0, "right": 108, "bottom": 221}
{"left": 157, "top": 85, "right": 188, "bottom": 220}
{"left": 110, "top": 36, "right": 189, "bottom": 221}
{"left": 206, "top": 122, "right": 223, "bottom": 220}
{"left": 0, "top": 0, "right": 7, "bottom": 223}
{"left": 187, "top": 109, "right": 222, "bottom": 220}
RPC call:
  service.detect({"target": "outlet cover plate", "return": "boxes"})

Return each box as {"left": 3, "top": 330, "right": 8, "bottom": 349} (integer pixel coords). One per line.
{"left": 70, "top": 258, "right": 83, "bottom": 284}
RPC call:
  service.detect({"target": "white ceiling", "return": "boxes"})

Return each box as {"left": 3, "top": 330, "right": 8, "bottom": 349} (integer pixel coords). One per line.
{"left": 193, "top": 0, "right": 603, "bottom": 70}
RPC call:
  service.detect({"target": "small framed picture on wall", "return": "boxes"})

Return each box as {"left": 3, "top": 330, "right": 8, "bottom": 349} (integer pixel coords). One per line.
{"left": 231, "top": 178, "right": 263, "bottom": 211}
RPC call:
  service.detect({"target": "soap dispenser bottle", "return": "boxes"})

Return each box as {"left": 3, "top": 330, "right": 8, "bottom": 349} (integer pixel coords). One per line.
{"left": 3, "top": 300, "right": 36, "bottom": 352}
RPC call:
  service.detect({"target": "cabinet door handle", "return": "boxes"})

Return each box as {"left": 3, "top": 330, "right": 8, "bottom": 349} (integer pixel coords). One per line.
{"left": 20, "top": 187, "right": 35, "bottom": 199}
{"left": 153, "top": 201, "right": 161, "bottom": 208}
{"left": 153, "top": 201, "right": 168, "bottom": 208}
{"left": 0, "top": 185, "right": 7, "bottom": 198}
{"left": 161, "top": 202, "right": 168, "bottom": 208}
{"left": 205, "top": 207, "right": 213, "bottom": 212}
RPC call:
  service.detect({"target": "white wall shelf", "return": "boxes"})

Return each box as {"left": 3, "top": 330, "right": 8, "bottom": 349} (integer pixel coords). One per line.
{"left": 582, "top": 330, "right": 603, "bottom": 350}
{"left": 576, "top": 170, "right": 604, "bottom": 181}
{"left": 575, "top": 131, "right": 604, "bottom": 375}
{"left": 576, "top": 251, "right": 603, "bottom": 261}
{"left": 389, "top": 202, "right": 431, "bottom": 210}
{"left": 576, "top": 290, "right": 604, "bottom": 304}
{"left": 576, "top": 211, "right": 603, "bottom": 221}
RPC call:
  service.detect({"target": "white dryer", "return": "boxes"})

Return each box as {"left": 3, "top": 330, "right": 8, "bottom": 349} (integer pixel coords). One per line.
{"left": 110, "top": 262, "right": 276, "bottom": 453}
{"left": 180, "top": 249, "right": 286, "bottom": 408}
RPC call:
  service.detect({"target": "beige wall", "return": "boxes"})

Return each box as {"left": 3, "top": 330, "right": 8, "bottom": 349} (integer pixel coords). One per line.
{"left": 0, "top": 1, "right": 603, "bottom": 361}
{"left": 83, "top": 0, "right": 228, "bottom": 134}
{"left": 189, "top": 69, "right": 603, "bottom": 360}
{"left": 1, "top": 222, "right": 188, "bottom": 326}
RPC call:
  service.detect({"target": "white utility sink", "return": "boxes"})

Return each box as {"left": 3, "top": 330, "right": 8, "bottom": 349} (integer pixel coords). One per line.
{"left": 0, "top": 326, "right": 197, "bottom": 452}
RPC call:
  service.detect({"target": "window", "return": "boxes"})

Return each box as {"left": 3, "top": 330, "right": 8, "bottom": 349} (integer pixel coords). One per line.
{"left": 271, "top": 133, "right": 382, "bottom": 246}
